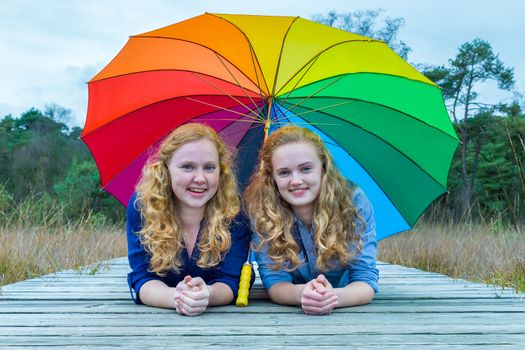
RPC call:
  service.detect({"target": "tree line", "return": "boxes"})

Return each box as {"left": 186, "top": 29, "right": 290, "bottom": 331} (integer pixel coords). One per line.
{"left": 0, "top": 105, "right": 124, "bottom": 224}
{"left": 1, "top": 10, "right": 524, "bottom": 226}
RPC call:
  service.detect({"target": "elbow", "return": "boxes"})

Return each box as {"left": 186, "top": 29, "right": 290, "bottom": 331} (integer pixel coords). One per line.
{"left": 267, "top": 285, "right": 281, "bottom": 303}
{"left": 362, "top": 286, "right": 375, "bottom": 305}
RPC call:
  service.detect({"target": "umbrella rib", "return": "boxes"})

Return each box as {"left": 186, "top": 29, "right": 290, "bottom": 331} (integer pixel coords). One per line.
{"left": 126, "top": 35, "right": 270, "bottom": 92}
{"left": 195, "top": 117, "right": 264, "bottom": 124}
{"left": 273, "top": 56, "right": 320, "bottom": 110}
{"left": 274, "top": 39, "right": 383, "bottom": 96}
{"left": 214, "top": 53, "right": 265, "bottom": 118}
{"left": 273, "top": 75, "right": 345, "bottom": 122}
{"left": 274, "top": 104, "right": 346, "bottom": 146}
{"left": 290, "top": 100, "right": 356, "bottom": 117}
{"left": 248, "top": 43, "right": 269, "bottom": 107}
{"left": 185, "top": 97, "right": 262, "bottom": 122}
{"left": 234, "top": 123, "right": 266, "bottom": 154}
{"left": 209, "top": 13, "right": 271, "bottom": 96}
{"left": 272, "top": 104, "right": 340, "bottom": 127}
{"left": 191, "top": 72, "right": 260, "bottom": 118}
{"left": 270, "top": 16, "right": 300, "bottom": 96}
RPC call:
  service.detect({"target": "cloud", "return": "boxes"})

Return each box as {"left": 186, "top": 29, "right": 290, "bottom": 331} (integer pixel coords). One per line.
{"left": 1, "top": 0, "right": 523, "bottom": 128}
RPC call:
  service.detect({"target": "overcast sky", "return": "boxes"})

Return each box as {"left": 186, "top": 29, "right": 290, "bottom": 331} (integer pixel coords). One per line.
{"left": 1, "top": 0, "right": 523, "bottom": 127}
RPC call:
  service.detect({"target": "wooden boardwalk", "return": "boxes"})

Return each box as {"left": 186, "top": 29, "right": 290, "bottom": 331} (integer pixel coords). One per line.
{"left": 1, "top": 257, "right": 524, "bottom": 349}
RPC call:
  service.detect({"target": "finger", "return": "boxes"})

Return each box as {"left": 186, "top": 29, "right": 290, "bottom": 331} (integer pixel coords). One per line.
{"left": 176, "top": 277, "right": 193, "bottom": 292}
{"left": 174, "top": 297, "right": 183, "bottom": 314}
{"left": 183, "top": 289, "right": 209, "bottom": 301}
{"left": 316, "top": 275, "right": 333, "bottom": 289}
{"left": 316, "top": 274, "right": 333, "bottom": 289}
{"left": 305, "top": 280, "right": 315, "bottom": 290}
{"left": 303, "top": 300, "right": 338, "bottom": 315}
{"left": 176, "top": 283, "right": 191, "bottom": 291}
{"left": 302, "top": 287, "right": 327, "bottom": 301}
{"left": 311, "top": 280, "right": 327, "bottom": 294}
{"left": 187, "top": 276, "right": 206, "bottom": 287}
{"left": 302, "top": 294, "right": 338, "bottom": 308}
{"left": 175, "top": 302, "right": 182, "bottom": 314}
{"left": 302, "top": 293, "right": 337, "bottom": 308}
{"left": 316, "top": 274, "right": 327, "bottom": 283}
{"left": 180, "top": 306, "right": 203, "bottom": 316}
{"left": 180, "top": 292, "right": 209, "bottom": 307}
{"left": 179, "top": 300, "right": 206, "bottom": 316}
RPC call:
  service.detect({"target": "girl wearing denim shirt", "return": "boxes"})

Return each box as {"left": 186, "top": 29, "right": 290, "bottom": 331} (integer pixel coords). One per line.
{"left": 245, "top": 125, "right": 378, "bottom": 315}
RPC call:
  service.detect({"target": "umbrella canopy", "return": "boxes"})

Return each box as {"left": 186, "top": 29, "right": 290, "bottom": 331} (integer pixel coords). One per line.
{"left": 83, "top": 13, "right": 459, "bottom": 240}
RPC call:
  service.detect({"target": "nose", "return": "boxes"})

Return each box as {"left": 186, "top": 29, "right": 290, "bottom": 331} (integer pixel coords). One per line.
{"left": 193, "top": 170, "right": 206, "bottom": 184}
{"left": 290, "top": 172, "right": 303, "bottom": 186}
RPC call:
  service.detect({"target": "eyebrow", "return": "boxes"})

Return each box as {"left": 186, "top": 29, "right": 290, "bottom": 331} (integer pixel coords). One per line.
{"left": 275, "top": 161, "right": 314, "bottom": 171}
{"left": 176, "top": 160, "right": 217, "bottom": 165}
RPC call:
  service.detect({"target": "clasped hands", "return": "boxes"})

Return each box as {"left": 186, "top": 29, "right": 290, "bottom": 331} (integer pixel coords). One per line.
{"left": 301, "top": 274, "right": 338, "bottom": 315}
{"left": 171, "top": 274, "right": 338, "bottom": 315}
{"left": 172, "top": 275, "right": 210, "bottom": 316}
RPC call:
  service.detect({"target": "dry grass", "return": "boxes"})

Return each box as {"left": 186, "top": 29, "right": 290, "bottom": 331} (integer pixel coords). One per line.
{"left": 2, "top": 209, "right": 524, "bottom": 295}
{"left": 378, "top": 221, "right": 525, "bottom": 293}
{"left": 0, "top": 225, "right": 126, "bottom": 286}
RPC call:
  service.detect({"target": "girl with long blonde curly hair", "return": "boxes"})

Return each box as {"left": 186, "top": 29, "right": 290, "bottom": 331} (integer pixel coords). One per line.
{"left": 245, "top": 125, "right": 378, "bottom": 315}
{"left": 126, "top": 123, "right": 251, "bottom": 316}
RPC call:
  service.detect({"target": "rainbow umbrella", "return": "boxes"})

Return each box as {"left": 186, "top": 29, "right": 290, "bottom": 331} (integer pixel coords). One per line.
{"left": 83, "top": 13, "right": 459, "bottom": 240}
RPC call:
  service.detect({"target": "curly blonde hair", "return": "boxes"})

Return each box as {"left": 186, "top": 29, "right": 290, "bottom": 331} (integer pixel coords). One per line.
{"left": 135, "top": 123, "right": 240, "bottom": 275}
{"left": 244, "top": 125, "right": 363, "bottom": 272}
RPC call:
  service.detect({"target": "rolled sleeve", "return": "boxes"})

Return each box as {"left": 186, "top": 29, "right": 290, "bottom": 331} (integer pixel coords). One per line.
{"left": 347, "top": 188, "right": 379, "bottom": 293}
{"left": 126, "top": 194, "right": 160, "bottom": 304}
{"left": 207, "top": 213, "right": 253, "bottom": 300}
{"left": 252, "top": 233, "right": 293, "bottom": 290}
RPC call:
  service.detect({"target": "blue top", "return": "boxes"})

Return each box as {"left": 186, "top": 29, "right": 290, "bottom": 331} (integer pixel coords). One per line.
{"left": 126, "top": 192, "right": 252, "bottom": 304}
{"left": 253, "top": 188, "right": 379, "bottom": 293}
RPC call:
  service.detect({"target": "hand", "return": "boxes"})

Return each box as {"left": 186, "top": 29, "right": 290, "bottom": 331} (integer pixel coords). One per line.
{"left": 171, "top": 276, "right": 194, "bottom": 313}
{"left": 175, "top": 276, "right": 210, "bottom": 316}
{"left": 300, "top": 274, "right": 338, "bottom": 315}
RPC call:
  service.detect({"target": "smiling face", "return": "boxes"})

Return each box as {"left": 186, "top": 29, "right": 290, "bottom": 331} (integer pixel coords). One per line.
{"left": 167, "top": 138, "right": 220, "bottom": 213}
{"left": 271, "top": 141, "right": 323, "bottom": 223}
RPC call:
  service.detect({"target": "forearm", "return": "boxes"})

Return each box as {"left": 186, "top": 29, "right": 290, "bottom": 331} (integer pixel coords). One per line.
{"left": 138, "top": 280, "right": 176, "bottom": 309}
{"left": 268, "top": 282, "right": 304, "bottom": 305}
{"left": 334, "top": 281, "right": 375, "bottom": 307}
{"left": 208, "top": 282, "right": 234, "bottom": 306}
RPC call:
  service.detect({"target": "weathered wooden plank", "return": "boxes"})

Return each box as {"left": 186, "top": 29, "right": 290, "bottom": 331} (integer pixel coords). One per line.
{"left": 0, "top": 346, "right": 523, "bottom": 350}
{"left": 4, "top": 285, "right": 514, "bottom": 294}
{"left": 2, "top": 276, "right": 500, "bottom": 287}
{"left": 0, "top": 346, "right": 521, "bottom": 350}
{"left": 2, "top": 312, "right": 525, "bottom": 329}
{"left": 2, "top": 291, "right": 519, "bottom": 301}
{"left": 1, "top": 334, "right": 524, "bottom": 347}
{"left": 1, "top": 299, "right": 523, "bottom": 315}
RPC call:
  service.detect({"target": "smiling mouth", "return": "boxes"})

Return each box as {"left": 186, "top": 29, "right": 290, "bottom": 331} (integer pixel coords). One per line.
{"left": 290, "top": 188, "right": 308, "bottom": 193}
{"left": 188, "top": 188, "right": 207, "bottom": 193}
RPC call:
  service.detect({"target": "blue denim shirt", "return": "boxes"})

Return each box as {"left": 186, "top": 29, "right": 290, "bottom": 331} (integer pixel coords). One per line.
{"left": 126, "top": 193, "right": 252, "bottom": 304}
{"left": 253, "top": 188, "right": 379, "bottom": 293}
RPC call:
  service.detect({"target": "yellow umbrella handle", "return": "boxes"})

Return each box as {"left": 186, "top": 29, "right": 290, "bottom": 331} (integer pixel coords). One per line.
{"left": 235, "top": 262, "right": 252, "bottom": 307}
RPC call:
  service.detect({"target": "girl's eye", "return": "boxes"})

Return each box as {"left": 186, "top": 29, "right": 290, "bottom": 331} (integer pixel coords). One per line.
{"left": 181, "top": 164, "right": 194, "bottom": 171}
{"left": 277, "top": 170, "right": 290, "bottom": 177}
{"left": 204, "top": 164, "right": 216, "bottom": 173}
{"left": 302, "top": 166, "right": 312, "bottom": 173}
